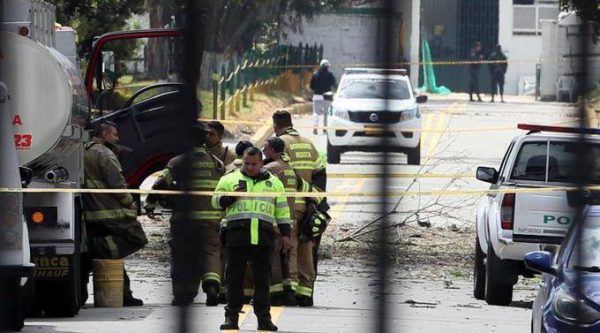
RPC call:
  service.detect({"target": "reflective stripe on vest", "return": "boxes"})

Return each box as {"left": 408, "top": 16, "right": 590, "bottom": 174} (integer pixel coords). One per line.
{"left": 189, "top": 211, "right": 223, "bottom": 220}
{"left": 191, "top": 179, "right": 219, "bottom": 188}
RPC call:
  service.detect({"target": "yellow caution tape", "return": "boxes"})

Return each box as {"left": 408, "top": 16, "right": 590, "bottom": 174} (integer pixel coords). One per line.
{"left": 327, "top": 173, "right": 474, "bottom": 179}
{"left": 250, "top": 55, "right": 600, "bottom": 70}
{"left": 197, "top": 117, "right": 516, "bottom": 133}
{"left": 0, "top": 185, "right": 594, "bottom": 198}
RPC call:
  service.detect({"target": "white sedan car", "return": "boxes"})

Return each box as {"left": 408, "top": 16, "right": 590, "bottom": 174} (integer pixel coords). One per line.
{"left": 326, "top": 68, "right": 426, "bottom": 164}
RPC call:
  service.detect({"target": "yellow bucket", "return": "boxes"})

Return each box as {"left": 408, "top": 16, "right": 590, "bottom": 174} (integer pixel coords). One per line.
{"left": 92, "top": 259, "right": 124, "bottom": 307}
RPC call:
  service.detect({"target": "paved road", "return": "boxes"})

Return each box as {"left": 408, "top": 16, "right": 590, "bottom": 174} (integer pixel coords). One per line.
{"left": 21, "top": 95, "right": 577, "bottom": 333}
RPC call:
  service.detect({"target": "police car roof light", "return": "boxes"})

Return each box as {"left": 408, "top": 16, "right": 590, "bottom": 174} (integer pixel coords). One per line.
{"left": 344, "top": 68, "right": 407, "bottom": 76}
{"left": 517, "top": 123, "right": 600, "bottom": 135}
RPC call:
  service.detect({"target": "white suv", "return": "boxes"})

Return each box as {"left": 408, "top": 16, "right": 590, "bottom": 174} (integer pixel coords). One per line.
{"left": 326, "top": 68, "right": 427, "bottom": 165}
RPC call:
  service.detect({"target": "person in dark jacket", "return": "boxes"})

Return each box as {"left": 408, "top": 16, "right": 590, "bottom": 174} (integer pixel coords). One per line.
{"left": 309, "top": 59, "right": 336, "bottom": 135}
{"left": 213, "top": 147, "right": 292, "bottom": 331}
{"left": 82, "top": 121, "right": 147, "bottom": 306}
{"left": 468, "top": 41, "right": 484, "bottom": 102}
{"left": 488, "top": 44, "right": 508, "bottom": 103}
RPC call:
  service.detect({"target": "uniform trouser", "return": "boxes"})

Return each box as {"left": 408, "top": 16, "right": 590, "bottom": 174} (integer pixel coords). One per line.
{"left": 170, "top": 220, "right": 222, "bottom": 300}
{"left": 83, "top": 219, "right": 148, "bottom": 297}
{"left": 269, "top": 228, "right": 288, "bottom": 297}
{"left": 289, "top": 211, "right": 315, "bottom": 298}
{"left": 469, "top": 70, "right": 480, "bottom": 96}
{"left": 225, "top": 245, "right": 272, "bottom": 321}
{"left": 312, "top": 98, "right": 331, "bottom": 128}
{"left": 490, "top": 73, "right": 505, "bottom": 97}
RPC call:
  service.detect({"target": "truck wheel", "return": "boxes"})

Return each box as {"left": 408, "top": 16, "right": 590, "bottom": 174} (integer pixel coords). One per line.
{"left": 485, "top": 243, "right": 514, "bottom": 306}
{"left": 43, "top": 254, "right": 81, "bottom": 317}
{"left": 0, "top": 277, "right": 26, "bottom": 331}
{"left": 327, "top": 140, "right": 341, "bottom": 164}
{"left": 407, "top": 142, "right": 421, "bottom": 165}
{"left": 473, "top": 237, "right": 486, "bottom": 300}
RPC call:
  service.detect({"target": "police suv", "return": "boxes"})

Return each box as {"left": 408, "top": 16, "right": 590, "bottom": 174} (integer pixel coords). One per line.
{"left": 473, "top": 124, "right": 600, "bottom": 306}
{"left": 326, "top": 68, "right": 427, "bottom": 164}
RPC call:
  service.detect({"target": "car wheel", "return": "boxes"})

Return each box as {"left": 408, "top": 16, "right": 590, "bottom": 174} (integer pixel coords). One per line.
{"left": 327, "top": 140, "right": 341, "bottom": 164}
{"left": 473, "top": 236, "right": 486, "bottom": 300}
{"left": 407, "top": 142, "right": 421, "bottom": 165}
{"left": 485, "top": 243, "right": 514, "bottom": 306}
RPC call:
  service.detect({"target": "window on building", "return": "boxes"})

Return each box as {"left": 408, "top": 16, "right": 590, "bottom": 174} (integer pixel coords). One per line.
{"left": 513, "top": 0, "right": 559, "bottom": 36}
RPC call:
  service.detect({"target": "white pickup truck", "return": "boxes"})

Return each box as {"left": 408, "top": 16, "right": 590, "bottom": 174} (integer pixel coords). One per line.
{"left": 473, "top": 124, "right": 600, "bottom": 306}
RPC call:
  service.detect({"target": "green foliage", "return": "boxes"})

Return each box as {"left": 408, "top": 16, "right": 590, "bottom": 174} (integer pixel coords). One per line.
{"left": 560, "top": 0, "right": 600, "bottom": 38}
{"left": 48, "top": 0, "right": 146, "bottom": 56}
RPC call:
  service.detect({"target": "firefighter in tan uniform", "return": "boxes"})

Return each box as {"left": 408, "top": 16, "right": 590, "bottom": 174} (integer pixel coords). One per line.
{"left": 82, "top": 121, "right": 147, "bottom": 306}
{"left": 206, "top": 121, "right": 236, "bottom": 166}
{"left": 262, "top": 137, "right": 299, "bottom": 305}
{"left": 144, "top": 123, "right": 225, "bottom": 306}
{"left": 226, "top": 140, "right": 254, "bottom": 173}
{"left": 272, "top": 110, "right": 327, "bottom": 306}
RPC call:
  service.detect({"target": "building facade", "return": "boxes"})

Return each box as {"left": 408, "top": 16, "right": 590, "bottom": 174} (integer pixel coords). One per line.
{"left": 280, "top": 1, "right": 421, "bottom": 89}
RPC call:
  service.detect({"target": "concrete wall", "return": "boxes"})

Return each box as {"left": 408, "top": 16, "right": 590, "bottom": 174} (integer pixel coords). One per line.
{"left": 540, "top": 16, "right": 600, "bottom": 101}
{"left": 498, "top": 1, "right": 564, "bottom": 95}
{"left": 280, "top": 4, "right": 420, "bottom": 89}
{"left": 498, "top": 1, "right": 543, "bottom": 95}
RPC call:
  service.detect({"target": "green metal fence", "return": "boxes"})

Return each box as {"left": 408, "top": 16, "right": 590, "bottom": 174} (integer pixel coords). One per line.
{"left": 211, "top": 43, "right": 323, "bottom": 119}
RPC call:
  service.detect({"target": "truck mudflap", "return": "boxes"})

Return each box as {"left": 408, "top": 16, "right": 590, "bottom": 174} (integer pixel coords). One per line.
{"left": 512, "top": 191, "right": 576, "bottom": 244}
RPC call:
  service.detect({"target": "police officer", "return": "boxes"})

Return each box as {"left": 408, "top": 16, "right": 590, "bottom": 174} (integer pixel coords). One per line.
{"left": 144, "top": 123, "right": 225, "bottom": 306}
{"left": 213, "top": 147, "right": 292, "bottom": 331}
{"left": 310, "top": 59, "right": 336, "bottom": 135}
{"left": 469, "top": 41, "right": 484, "bottom": 102}
{"left": 488, "top": 44, "right": 508, "bottom": 103}
{"left": 82, "top": 121, "right": 147, "bottom": 306}
{"left": 272, "top": 110, "right": 327, "bottom": 306}
{"left": 206, "top": 120, "right": 236, "bottom": 166}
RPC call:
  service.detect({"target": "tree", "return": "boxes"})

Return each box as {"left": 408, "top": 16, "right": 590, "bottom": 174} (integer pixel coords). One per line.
{"left": 48, "top": 0, "right": 146, "bottom": 57}
{"left": 560, "top": 0, "right": 600, "bottom": 38}
{"left": 191, "top": 0, "right": 347, "bottom": 87}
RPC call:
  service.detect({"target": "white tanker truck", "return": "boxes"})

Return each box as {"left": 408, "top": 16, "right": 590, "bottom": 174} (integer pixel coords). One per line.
{"left": 1, "top": 1, "right": 186, "bottom": 330}
{"left": 0, "top": 1, "right": 88, "bottom": 330}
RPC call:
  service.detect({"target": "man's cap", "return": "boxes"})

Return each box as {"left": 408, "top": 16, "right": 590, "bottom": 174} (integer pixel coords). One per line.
{"left": 320, "top": 59, "right": 330, "bottom": 67}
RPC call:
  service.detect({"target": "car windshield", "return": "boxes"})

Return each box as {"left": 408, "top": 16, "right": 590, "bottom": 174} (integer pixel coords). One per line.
{"left": 510, "top": 141, "right": 600, "bottom": 183}
{"left": 568, "top": 223, "right": 600, "bottom": 270}
{"left": 337, "top": 78, "right": 411, "bottom": 100}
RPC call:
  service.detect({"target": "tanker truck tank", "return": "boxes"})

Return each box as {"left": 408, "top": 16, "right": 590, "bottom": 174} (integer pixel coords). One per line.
{"left": 0, "top": 31, "right": 88, "bottom": 178}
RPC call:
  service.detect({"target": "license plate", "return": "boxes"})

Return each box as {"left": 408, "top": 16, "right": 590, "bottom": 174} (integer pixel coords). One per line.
{"left": 364, "top": 125, "right": 384, "bottom": 134}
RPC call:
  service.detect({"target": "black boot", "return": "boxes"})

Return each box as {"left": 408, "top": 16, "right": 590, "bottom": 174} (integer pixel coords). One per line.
{"left": 283, "top": 287, "right": 297, "bottom": 306}
{"left": 124, "top": 293, "right": 144, "bottom": 306}
{"left": 257, "top": 319, "right": 278, "bottom": 331}
{"left": 205, "top": 283, "right": 219, "bottom": 306}
{"left": 296, "top": 295, "right": 313, "bottom": 307}
{"left": 220, "top": 316, "right": 239, "bottom": 330}
{"left": 171, "top": 296, "right": 193, "bottom": 307}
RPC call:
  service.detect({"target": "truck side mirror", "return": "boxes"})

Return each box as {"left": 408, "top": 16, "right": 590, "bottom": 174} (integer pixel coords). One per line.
{"left": 476, "top": 166, "right": 498, "bottom": 184}
{"left": 416, "top": 95, "right": 428, "bottom": 104}
{"left": 323, "top": 92, "right": 334, "bottom": 101}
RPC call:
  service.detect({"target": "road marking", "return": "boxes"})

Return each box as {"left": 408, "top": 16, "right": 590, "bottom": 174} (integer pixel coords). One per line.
{"left": 424, "top": 109, "right": 447, "bottom": 162}
{"left": 420, "top": 113, "right": 434, "bottom": 151}
{"left": 270, "top": 306, "right": 285, "bottom": 325}
{"left": 234, "top": 304, "right": 253, "bottom": 330}
{"left": 330, "top": 178, "right": 367, "bottom": 220}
